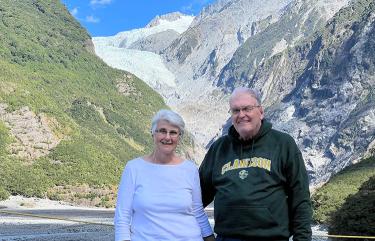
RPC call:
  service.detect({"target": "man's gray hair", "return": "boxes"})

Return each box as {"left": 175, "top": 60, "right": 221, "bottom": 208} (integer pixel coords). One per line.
{"left": 151, "top": 109, "right": 185, "bottom": 137}
{"left": 230, "top": 87, "right": 262, "bottom": 105}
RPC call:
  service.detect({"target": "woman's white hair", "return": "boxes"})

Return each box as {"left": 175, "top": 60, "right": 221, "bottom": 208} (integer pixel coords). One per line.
{"left": 151, "top": 109, "right": 185, "bottom": 137}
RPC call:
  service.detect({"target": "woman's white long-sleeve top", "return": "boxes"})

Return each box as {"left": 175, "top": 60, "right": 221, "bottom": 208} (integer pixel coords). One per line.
{"left": 114, "top": 158, "right": 213, "bottom": 241}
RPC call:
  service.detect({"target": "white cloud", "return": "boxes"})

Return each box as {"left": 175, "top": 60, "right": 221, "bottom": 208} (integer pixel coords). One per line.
{"left": 70, "top": 7, "right": 78, "bottom": 17}
{"left": 86, "top": 15, "right": 100, "bottom": 23}
{"left": 181, "top": 0, "right": 212, "bottom": 13}
{"left": 90, "top": 0, "right": 112, "bottom": 6}
{"left": 181, "top": 4, "right": 193, "bottom": 12}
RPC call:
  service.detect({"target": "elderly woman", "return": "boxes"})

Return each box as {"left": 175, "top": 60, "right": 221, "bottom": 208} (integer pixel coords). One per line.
{"left": 114, "top": 109, "right": 214, "bottom": 241}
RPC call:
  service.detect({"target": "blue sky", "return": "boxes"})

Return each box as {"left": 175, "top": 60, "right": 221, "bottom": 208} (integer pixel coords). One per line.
{"left": 61, "top": 0, "right": 215, "bottom": 37}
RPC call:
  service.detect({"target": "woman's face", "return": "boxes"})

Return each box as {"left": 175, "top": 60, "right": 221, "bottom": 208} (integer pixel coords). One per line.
{"left": 153, "top": 120, "right": 181, "bottom": 155}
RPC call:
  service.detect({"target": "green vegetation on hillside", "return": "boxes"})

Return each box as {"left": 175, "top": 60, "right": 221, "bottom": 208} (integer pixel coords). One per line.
{"left": 328, "top": 175, "right": 375, "bottom": 238}
{"left": 0, "top": 0, "right": 166, "bottom": 206}
{"left": 312, "top": 156, "right": 375, "bottom": 225}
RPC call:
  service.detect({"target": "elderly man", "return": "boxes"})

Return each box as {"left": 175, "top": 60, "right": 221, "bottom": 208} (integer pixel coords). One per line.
{"left": 199, "top": 87, "right": 312, "bottom": 241}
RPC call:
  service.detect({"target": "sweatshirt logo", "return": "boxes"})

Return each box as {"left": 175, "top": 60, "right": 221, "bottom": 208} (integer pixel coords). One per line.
{"left": 221, "top": 157, "right": 271, "bottom": 175}
{"left": 239, "top": 170, "right": 248, "bottom": 179}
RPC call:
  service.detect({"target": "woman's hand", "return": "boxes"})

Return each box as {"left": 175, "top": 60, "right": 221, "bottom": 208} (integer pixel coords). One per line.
{"left": 203, "top": 234, "right": 215, "bottom": 241}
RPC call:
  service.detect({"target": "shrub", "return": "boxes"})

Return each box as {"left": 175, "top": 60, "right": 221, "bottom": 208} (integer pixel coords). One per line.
{"left": 0, "top": 186, "right": 10, "bottom": 201}
{"left": 328, "top": 176, "right": 375, "bottom": 238}
{"left": 312, "top": 156, "right": 375, "bottom": 224}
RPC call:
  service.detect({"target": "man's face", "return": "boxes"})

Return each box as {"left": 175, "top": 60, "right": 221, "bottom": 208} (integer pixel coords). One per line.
{"left": 230, "top": 93, "right": 264, "bottom": 140}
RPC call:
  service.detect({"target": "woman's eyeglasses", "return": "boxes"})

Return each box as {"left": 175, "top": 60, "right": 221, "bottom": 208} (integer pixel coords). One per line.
{"left": 154, "top": 128, "right": 180, "bottom": 138}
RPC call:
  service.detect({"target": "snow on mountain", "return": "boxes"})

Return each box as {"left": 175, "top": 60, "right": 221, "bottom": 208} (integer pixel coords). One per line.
{"left": 94, "top": 46, "right": 176, "bottom": 89}
{"left": 93, "top": 12, "right": 193, "bottom": 48}
{"left": 92, "top": 12, "right": 193, "bottom": 95}
{"left": 145, "top": 12, "right": 193, "bottom": 29}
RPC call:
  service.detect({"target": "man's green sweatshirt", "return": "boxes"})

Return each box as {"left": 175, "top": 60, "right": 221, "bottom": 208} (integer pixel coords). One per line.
{"left": 199, "top": 120, "right": 312, "bottom": 241}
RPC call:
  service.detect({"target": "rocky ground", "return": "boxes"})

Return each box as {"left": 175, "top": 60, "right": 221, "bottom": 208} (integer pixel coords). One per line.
{"left": 0, "top": 196, "right": 327, "bottom": 241}
{"left": 0, "top": 196, "right": 114, "bottom": 241}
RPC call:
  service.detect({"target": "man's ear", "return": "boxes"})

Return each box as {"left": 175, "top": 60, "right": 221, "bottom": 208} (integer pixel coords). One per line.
{"left": 259, "top": 106, "right": 265, "bottom": 120}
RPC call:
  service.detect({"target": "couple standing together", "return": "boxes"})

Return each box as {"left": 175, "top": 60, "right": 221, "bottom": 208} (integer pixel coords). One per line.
{"left": 114, "top": 87, "right": 312, "bottom": 241}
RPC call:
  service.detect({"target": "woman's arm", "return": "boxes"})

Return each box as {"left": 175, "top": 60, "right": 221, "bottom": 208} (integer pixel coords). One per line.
{"left": 114, "top": 163, "right": 136, "bottom": 241}
{"left": 192, "top": 166, "right": 214, "bottom": 238}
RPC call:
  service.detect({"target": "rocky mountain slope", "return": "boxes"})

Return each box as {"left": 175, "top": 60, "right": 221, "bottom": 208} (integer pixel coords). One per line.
{"left": 217, "top": 0, "right": 350, "bottom": 89}
{"left": 159, "top": 0, "right": 350, "bottom": 149}
{"left": 93, "top": 0, "right": 375, "bottom": 185}
{"left": 162, "top": 0, "right": 297, "bottom": 147}
{"left": 214, "top": 0, "right": 375, "bottom": 184}
{"left": 246, "top": 0, "right": 375, "bottom": 184}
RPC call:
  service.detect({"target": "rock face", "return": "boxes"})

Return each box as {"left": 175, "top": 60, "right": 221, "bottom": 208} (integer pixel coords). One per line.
{"left": 157, "top": 0, "right": 351, "bottom": 151}
{"left": 160, "top": 0, "right": 299, "bottom": 151}
{"left": 93, "top": 0, "right": 375, "bottom": 185}
{"left": 167, "top": 0, "right": 375, "bottom": 184}
{"left": 0, "top": 104, "right": 60, "bottom": 161}
{"left": 219, "top": 0, "right": 375, "bottom": 184}
{"left": 163, "top": 0, "right": 294, "bottom": 85}
{"left": 217, "top": 0, "right": 350, "bottom": 90}
{"left": 270, "top": 0, "right": 375, "bottom": 184}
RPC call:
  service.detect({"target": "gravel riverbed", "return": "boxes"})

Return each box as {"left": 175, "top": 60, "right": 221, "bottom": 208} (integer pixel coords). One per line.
{"left": 0, "top": 196, "right": 329, "bottom": 241}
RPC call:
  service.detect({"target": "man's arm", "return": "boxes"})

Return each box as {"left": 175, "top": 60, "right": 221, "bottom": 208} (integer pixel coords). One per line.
{"left": 199, "top": 146, "right": 216, "bottom": 207}
{"left": 286, "top": 148, "right": 312, "bottom": 241}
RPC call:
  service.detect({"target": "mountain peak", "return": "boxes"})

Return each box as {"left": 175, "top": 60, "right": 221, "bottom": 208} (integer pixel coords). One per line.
{"left": 146, "top": 12, "right": 192, "bottom": 28}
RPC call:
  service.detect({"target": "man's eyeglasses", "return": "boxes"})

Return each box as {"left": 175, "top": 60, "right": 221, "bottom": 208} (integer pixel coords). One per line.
{"left": 229, "top": 105, "right": 260, "bottom": 115}
{"left": 154, "top": 128, "right": 180, "bottom": 138}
